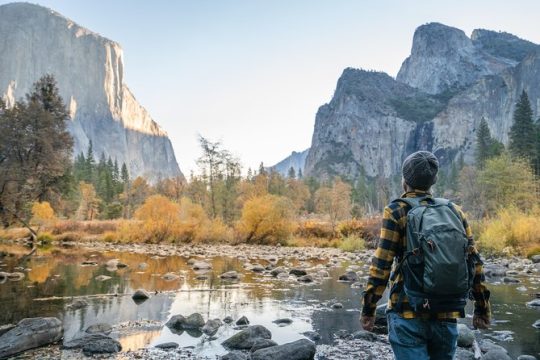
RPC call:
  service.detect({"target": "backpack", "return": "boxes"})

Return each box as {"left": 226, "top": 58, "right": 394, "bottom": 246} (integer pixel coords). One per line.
{"left": 391, "top": 196, "right": 475, "bottom": 313}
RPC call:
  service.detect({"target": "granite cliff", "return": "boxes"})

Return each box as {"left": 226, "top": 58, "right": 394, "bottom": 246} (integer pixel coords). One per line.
{"left": 303, "top": 22, "right": 540, "bottom": 180}
{"left": 0, "top": 2, "right": 182, "bottom": 181}
{"left": 270, "top": 149, "right": 309, "bottom": 177}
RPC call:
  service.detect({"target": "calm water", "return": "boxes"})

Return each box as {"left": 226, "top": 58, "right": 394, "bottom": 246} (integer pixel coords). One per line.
{"left": 0, "top": 242, "right": 539, "bottom": 358}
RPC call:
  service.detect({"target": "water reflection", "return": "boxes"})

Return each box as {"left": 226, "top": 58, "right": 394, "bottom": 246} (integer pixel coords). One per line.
{"left": 1, "top": 242, "right": 540, "bottom": 359}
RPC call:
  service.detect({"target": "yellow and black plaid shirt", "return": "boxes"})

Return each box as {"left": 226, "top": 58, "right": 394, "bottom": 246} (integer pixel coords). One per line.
{"left": 362, "top": 190, "right": 491, "bottom": 320}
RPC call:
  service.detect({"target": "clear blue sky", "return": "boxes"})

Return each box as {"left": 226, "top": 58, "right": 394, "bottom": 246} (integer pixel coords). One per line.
{"left": 3, "top": 1, "right": 540, "bottom": 174}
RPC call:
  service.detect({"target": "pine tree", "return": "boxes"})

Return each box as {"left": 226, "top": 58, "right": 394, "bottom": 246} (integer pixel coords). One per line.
{"left": 509, "top": 91, "right": 536, "bottom": 160}
{"left": 85, "top": 141, "right": 95, "bottom": 183}
{"left": 288, "top": 166, "right": 296, "bottom": 179}
{"left": 121, "top": 163, "right": 129, "bottom": 187}
{"left": 298, "top": 168, "right": 303, "bottom": 179}
{"left": 258, "top": 162, "right": 267, "bottom": 176}
{"left": 476, "top": 118, "right": 492, "bottom": 168}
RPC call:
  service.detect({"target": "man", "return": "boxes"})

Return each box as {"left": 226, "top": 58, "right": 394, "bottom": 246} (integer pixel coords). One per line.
{"left": 360, "top": 151, "right": 491, "bottom": 360}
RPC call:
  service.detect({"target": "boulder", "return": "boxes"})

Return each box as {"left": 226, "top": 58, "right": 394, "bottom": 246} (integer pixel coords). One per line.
{"left": 67, "top": 299, "right": 89, "bottom": 310}
{"left": 166, "top": 313, "right": 205, "bottom": 330}
{"left": 0, "top": 317, "right": 63, "bottom": 358}
{"left": 272, "top": 318, "right": 293, "bottom": 326}
{"left": 457, "top": 324, "right": 475, "bottom": 347}
{"left": 289, "top": 268, "right": 307, "bottom": 277}
{"left": 82, "top": 335, "right": 122, "bottom": 356}
{"left": 502, "top": 277, "right": 520, "bottom": 283}
{"left": 479, "top": 339, "right": 508, "bottom": 354}
{"left": 223, "top": 316, "right": 234, "bottom": 324}
{"left": 0, "top": 324, "right": 15, "bottom": 337}
{"left": 455, "top": 348, "right": 475, "bottom": 360}
{"left": 63, "top": 333, "right": 110, "bottom": 349}
{"left": 352, "top": 330, "right": 378, "bottom": 341}
{"left": 302, "top": 331, "right": 321, "bottom": 342}
{"left": 85, "top": 323, "right": 112, "bottom": 335}
{"left": 162, "top": 272, "right": 180, "bottom": 281}
{"left": 332, "top": 303, "right": 343, "bottom": 309}
{"left": 298, "top": 275, "right": 314, "bottom": 283}
{"left": 482, "top": 349, "right": 512, "bottom": 360}
{"left": 132, "top": 289, "right": 150, "bottom": 303}
{"left": 533, "top": 320, "right": 540, "bottom": 329}
{"left": 531, "top": 255, "right": 540, "bottom": 264}
{"left": 220, "top": 271, "right": 240, "bottom": 279}
{"left": 202, "top": 319, "right": 222, "bottom": 336}
{"left": 250, "top": 338, "right": 278, "bottom": 352}
{"left": 251, "top": 339, "right": 316, "bottom": 360}
{"left": 270, "top": 267, "right": 287, "bottom": 277}
{"left": 192, "top": 261, "right": 212, "bottom": 270}
{"left": 527, "top": 299, "right": 540, "bottom": 307}
{"left": 7, "top": 272, "right": 25, "bottom": 281}
{"left": 236, "top": 316, "right": 250, "bottom": 326}
{"left": 251, "top": 264, "right": 266, "bottom": 273}
{"left": 484, "top": 265, "right": 507, "bottom": 277}
{"left": 222, "top": 325, "right": 272, "bottom": 350}
{"left": 222, "top": 351, "right": 249, "bottom": 360}
{"left": 338, "top": 271, "right": 358, "bottom": 282}
{"left": 517, "top": 356, "right": 537, "bottom": 360}
{"left": 154, "top": 342, "right": 179, "bottom": 350}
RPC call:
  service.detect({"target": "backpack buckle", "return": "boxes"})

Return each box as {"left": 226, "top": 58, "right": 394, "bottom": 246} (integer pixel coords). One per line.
{"left": 427, "top": 239, "right": 436, "bottom": 252}
{"left": 412, "top": 247, "right": 421, "bottom": 256}
{"left": 423, "top": 299, "right": 431, "bottom": 310}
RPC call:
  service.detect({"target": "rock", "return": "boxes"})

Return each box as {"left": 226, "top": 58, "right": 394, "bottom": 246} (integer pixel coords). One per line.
{"left": 251, "top": 339, "right": 316, "bottom": 360}
{"left": 138, "top": 262, "right": 148, "bottom": 270}
{"left": 116, "top": 262, "right": 128, "bottom": 268}
{"left": 527, "top": 299, "right": 540, "bottom": 307}
{"left": 272, "top": 318, "right": 293, "bottom": 326}
{"left": 502, "top": 277, "right": 520, "bottom": 283}
{"left": 220, "top": 271, "right": 240, "bottom": 279}
{"left": 82, "top": 335, "right": 122, "bottom": 356}
{"left": 479, "top": 339, "right": 507, "bottom": 354}
{"left": 222, "top": 325, "right": 272, "bottom": 350}
{"left": 67, "top": 299, "right": 89, "bottom": 310}
{"left": 0, "top": 317, "right": 63, "bottom": 358}
{"left": 202, "top": 319, "right": 222, "bottom": 336}
{"left": 81, "top": 260, "right": 98, "bottom": 266}
{"left": 162, "top": 272, "right": 180, "bottom": 281}
{"left": 455, "top": 348, "right": 475, "bottom": 360}
{"left": 338, "top": 271, "right": 358, "bottom": 282}
{"left": 132, "top": 289, "right": 150, "bottom": 303}
{"left": 63, "top": 333, "right": 111, "bottom": 349}
{"left": 298, "top": 275, "right": 314, "bottom": 283}
{"left": 482, "top": 349, "right": 512, "bottom": 360}
{"left": 250, "top": 338, "right": 278, "bottom": 352}
{"left": 0, "top": 272, "right": 7, "bottom": 282}
{"left": 533, "top": 320, "right": 540, "bottom": 329}
{"left": 518, "top": 356, "right": 537, "bottom": 360}
{"left": 85, "top": 323, "right": 112, "bottom": 335}
{"left": 166, "top": 313, "right": 205, "bottom": 330}
{"left": 457, "top": 324, "right": 475, "bottom": 347}
{"left": 302, "top": 331, "right": 321, "bottom": 342}
{"left": 94, "top": 275, "right": 111, "bottom": 281}
{"left": 192, "top": 261, "right": 212, "bottom": 270}
{"left": 251, "top": 264, "right": 266, "bottom": 272}
{"left": 289, "top": 268, "right": 307, "bottom": 277}
{"left": 222, "top": 351, "right": 249, "bottom": 360}
{"left": 223, "top": 316, "right": 234, "bottom": 324}
{"left": 531, "top": 255, "right": 540, "bottom": 263}
{"left": 332, "top": 303, "right": 343, "bottom": 309}
{"left": 271, "top": 267, "right": 287, "bottom": 277}
{"left": 0, "top": 324, "right": 15, "bottom": 337}
{"left": 236, "top": 316, "right": 250, "bottom": 326}
{"left": 7, "top": 272, "right": 25, "bottom": 281}
{"left": 154, "top": 342, "right": 179, "bottom": 350}
{"left": 484, "top": 265, "right": 507, "bottom": 277}
{"left": 352, "top": 330, "right": 378, "bottom": 341}
{"left": 106, "top": 259, "right": 119, "bottom": 267}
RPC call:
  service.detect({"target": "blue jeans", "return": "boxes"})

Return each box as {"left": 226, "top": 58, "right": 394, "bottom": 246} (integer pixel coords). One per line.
{"left": 387, "top": 311, "right": 458, "bottom": 360}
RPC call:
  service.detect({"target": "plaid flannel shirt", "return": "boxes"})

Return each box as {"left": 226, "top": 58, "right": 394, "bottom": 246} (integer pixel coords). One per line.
{"left": 362, "top": 190, "right": 491, "bottom": 320}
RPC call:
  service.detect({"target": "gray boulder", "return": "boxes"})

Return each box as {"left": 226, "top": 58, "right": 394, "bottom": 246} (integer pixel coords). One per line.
{"left": 82, "top": 335, "right": 122, "bottom": 356}
{"left": 236, "top": 316, "right": 250, "bottom": 326}
{"left": 0, "top": 317, "right": 63, "bottom": 358}
{"left": 202, "top": 319, "right": 222, "bottom": 336}
{"left": 302, "top": 331, "right": 321, "bottom": 342}
{"left": 457, "top": 324, "right": 475, "bottom": 347}
{"left": 518, "top": 356, "right": 537, "bottom": 360}
{"left": 251, "top": 339, "right": 316, "bottom": 360}
{"left": 0, "top": 324, "right": 15, "bottom": 337}
{"left": 272, "top": 318, "right": 293, "bottom": 326}
{"left": 479, "top": 339, "right": 507, "bottom": 354}
{"left": 192, "top": 261, "right": 212, "bottom": 270}
{"left": 531, "top": 255, "right": 540, "bottom": 264}
{"left": 67, "top": 299, "right": 89, "bottom": 310}
{"left": 220, "top": 271, "right": 240, "bottom": 279}
{"left": 482, "top": 349, "right": 512, "bottom": 360}
{"left": 250, "top": 338, "right": 278, "bottom": 352}
{"left": 63, "top": 334, "right": 111, "bottom": 349}
{"left": 155, "top": 342, "right": 179, "bottom": 350}
{"left": 85, "top": 323, "right": 112, "bottom": 335}
{"left": 270, "top": 267, "right": 287, "bottom": 277}
{"left": 338, "top": 271, "right": 358, "bottom": 282}
{"left": 352, "top": 330, "right": 378, "bottom": 341}
{"left": 289, "top": 268, "right": 307, "bottom": 277}
{"left": 222, "top": 325, "right": 272, "bottom": 350}
{"left": 166, "top": 313, "right": 205, "bottom": 330}
{"left": 455, "top": 348, "right": 475, "bottom": 360}
{"left": 298, "top": 275, "right": 314, "bottom": 283}
{"left": 132, "top": 289, "right": 150, "bottom": 303}
{"left": 222, "top": 351, "right": 249, "bottom": 360}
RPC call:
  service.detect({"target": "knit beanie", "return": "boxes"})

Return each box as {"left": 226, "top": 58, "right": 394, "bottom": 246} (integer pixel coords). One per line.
{"left": 402, "top": 151, "right": 439, "bottom": 190}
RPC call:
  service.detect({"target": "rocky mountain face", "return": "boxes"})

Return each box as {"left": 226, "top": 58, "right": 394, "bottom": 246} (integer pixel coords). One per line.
{"left": 0, "top": 3, "right": 182, "bottom": 181}
{"left": 304, "top": 22, "right": 540, "bottom": 180}
{"left": 270, "top": 149, "right": 309, "bottom": 177}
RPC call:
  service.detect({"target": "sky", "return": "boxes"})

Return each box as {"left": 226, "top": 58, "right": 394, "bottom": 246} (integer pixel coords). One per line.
{"left": 2, "top": 0, "right": 540, "bottom": 175}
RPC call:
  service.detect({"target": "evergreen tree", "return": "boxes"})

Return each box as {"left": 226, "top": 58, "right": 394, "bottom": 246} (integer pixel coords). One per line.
{"left": 509, "top": 91, "right": 536, "bottom": 161}
{"left": 288, "top": 166, "right": 296, "bottom": 179}
{"left": 476, "top": 118, "right": 504, "bottom": 168}
{"left": 258, "top": 162, "right": 267, "bottom": 176}
{"left": 121, "top": 163, "right": 129, "bottom": 187}
{"left": 84, "top": 141, "right": 95, "bottom": 183}
{"left": 298, "top": 168, "right": 303, "bottom": 179}
{"left": 535, "top": 119, "right": 540, "bottom": 174}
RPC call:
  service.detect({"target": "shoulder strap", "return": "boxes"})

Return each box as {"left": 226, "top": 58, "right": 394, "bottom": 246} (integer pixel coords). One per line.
{"left": 391, "top": 195, "right": 431, "bottom": 209}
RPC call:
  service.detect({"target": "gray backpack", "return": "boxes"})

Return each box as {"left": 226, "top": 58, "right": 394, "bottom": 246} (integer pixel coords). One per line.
{"left": 392, "top": 196, "right": 475, "bottom": 313}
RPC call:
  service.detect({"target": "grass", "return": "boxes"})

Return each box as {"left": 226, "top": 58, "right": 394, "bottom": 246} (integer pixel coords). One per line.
{"left": 338, "top": 235, "right": 365, "bottom": 252}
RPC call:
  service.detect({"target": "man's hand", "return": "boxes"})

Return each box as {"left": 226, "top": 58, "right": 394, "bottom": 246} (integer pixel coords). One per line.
{"left": 472, "top": 314, "right": 490, "bottom": 329}
{"left": 360, "top": 315, "right": 375, "bottom": 332}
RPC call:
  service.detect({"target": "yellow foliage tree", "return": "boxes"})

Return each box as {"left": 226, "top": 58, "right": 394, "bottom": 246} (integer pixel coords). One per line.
{"left": 314, "top": 177, "right": 352, "bottom": 231}
{"left": 134, "top": 194, "right": 181, "bottom": 243}
{"left": 236, "top": 194, "right": 295, "bottom": 245}
{"left": 31, "top": 201, "right": 56, "bottom": 225}
{"left": 77, "top": 182, "right": 100, "bottom": 220}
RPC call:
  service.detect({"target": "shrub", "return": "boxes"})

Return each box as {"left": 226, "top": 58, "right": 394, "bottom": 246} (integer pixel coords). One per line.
{"left": 339, "top": 235, "right": 365, "bottom": 252}
{"left": 31, "top": 201, "right": 56, "bottom": 225}
{"left": 54, "top": 231, "right": 83, "bottom": 242}
{"left": 236, "top": 195, "right": 295, "bottom": 245}
{"left": 296, "top": 220, "right": 334, "bottom": 239}
{"left": 134, "top": 195, "right": 182, "bottom": 243}
{"left": 196, "top": 218, "right": 233, "bottom": 243}
{"left": 37, "top": 232, "right": 55, "bottom": 244}
{"left": 477, "top": 207, "right": 540, "bottom": 256}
